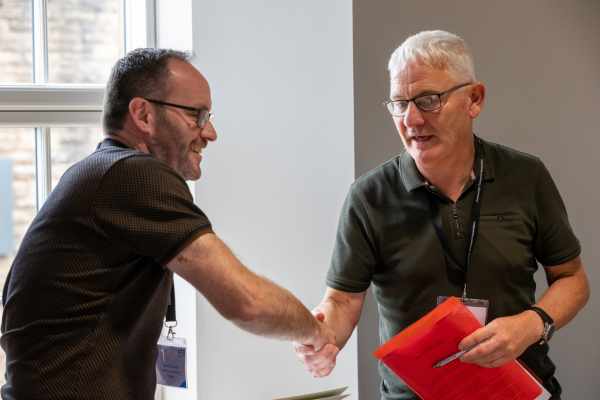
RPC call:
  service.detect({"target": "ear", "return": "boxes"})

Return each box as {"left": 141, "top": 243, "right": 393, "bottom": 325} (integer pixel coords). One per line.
{"left": 128, "top": 98, "right": 157, "bottom": 136}
{"left": 468, "top": 82, "right": 486, "bottom": 119}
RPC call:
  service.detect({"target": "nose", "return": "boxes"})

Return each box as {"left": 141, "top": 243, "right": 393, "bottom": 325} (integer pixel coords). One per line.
{"left": 402, "top": 100, "right": 425, "bottom": 129}
{"left": 200, "top": 120, "right": 217, "bottom": 142}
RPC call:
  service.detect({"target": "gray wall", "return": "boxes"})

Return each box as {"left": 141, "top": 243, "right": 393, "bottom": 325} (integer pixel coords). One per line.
{"left": 353, "top": 1, "right": 600, "bottom": 399}
{"left": 192, "top": 1, "right": 357, "bottom": 399}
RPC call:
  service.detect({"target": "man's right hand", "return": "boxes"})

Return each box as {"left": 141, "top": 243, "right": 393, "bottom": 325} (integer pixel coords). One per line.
{"left": 293, "top": 311, "right": 340, "bottom": 378}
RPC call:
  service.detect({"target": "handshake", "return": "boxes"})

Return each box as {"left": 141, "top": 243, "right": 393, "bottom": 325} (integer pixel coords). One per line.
{"left": 293, "top": 310, "right": 340, "bottom": 378}
{"left": 289, "top": 288, "right": 365, "bottom": 378}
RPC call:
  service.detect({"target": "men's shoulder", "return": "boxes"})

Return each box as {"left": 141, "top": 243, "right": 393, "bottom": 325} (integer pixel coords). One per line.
{"left": 485, "top": 140, "right": 542, "bottom": 168}
{"left": 98, "top": 149, "right": 184, "bottom": 185}
{"left": 94, "top": 145, "right": 160, "bottom": 168}
{"left": 92, "top": 149, "right": 194, "bottom": 217}
{"left": 484, "top": 139, "right": 546, "bottom": 182}
{"left": 106, "top": 151, "right": 165, "bottom": 170}
{"left": 351, "top": 155, "right": 402, "bottom": 194}
{"left": 75, "top": 145, "right": 158, "bottom": 179}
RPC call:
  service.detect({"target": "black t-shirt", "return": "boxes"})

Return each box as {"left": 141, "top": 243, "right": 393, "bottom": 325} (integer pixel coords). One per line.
{"left": 1, "top": 139, "right": 212, "bottom": 399}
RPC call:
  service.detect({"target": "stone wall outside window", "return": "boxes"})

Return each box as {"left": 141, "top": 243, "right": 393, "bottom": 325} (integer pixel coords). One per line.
{"left": 0, "top": 0, "right": 122, "bottom": 386}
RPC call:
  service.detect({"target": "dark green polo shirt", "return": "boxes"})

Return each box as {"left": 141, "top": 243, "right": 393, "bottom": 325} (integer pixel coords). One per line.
{"left": 326, "top": 136, "right": 580, "bottom": 400}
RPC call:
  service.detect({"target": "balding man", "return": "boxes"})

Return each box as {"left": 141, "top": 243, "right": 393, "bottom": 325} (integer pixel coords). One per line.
{"left": 1, "top": 49, "right": 334, "bottom": 400}
{"left": 294, "top": 31, "right": 588, "bottom": 400}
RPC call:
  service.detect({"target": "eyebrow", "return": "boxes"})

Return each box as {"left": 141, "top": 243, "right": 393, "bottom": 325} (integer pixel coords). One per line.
{"left": 415, "top": 88, "right": 439, "bottom": 97}
{"left": 392, "top": 88, "right": 439, "bottom": 100}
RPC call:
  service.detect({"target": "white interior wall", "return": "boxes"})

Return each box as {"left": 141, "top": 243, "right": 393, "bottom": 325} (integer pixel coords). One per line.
{"left": 352, "top": 1, "right": 600, "bottom": 399}
{"left": 191, "top": 1, "right": 356, "bottom": 399}
{"left": 155, "top": 1, "right": 197, "bottom": 399}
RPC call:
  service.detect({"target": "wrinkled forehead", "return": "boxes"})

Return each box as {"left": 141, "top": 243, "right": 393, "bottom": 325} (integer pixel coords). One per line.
{"left": 389, "top": 62, "right": 456, "bottom": 96}
{"left": 390, "top": 60, "right": 452, "bottom": 81}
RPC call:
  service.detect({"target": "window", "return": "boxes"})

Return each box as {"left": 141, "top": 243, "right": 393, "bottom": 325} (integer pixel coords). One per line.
{"left": 0, "top": 0, "right": 156, "bottom": 390}
{"left": 0, "top": 128, "right": 35, "bottom": 287}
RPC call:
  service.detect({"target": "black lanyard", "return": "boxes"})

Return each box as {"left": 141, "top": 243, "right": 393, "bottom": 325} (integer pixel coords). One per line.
{"left": 425, "top": 136, "right": 485, "bottom": 299}
{"left": 166, "top": 282, "right": 176, "bottom": 322}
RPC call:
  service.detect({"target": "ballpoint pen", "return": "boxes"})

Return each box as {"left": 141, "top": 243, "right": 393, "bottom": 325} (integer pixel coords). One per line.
{"left": 433, "top": 338, "right": 490, "bottom": 369}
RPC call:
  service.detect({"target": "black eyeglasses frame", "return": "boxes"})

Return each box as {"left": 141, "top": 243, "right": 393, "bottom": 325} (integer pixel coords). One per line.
{"left": 144, "top": 98, "right": 214, "bottom": 128}
{"left": 383, "top": 82, "right": 473, "bottom": 116}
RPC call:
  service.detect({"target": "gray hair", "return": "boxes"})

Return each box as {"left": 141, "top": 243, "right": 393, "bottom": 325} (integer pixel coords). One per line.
{"left": 388, "top": 30, "right": 476, "bottom": 83}
{"left": 102, "top": 48, "right": 195, "bottom": 133}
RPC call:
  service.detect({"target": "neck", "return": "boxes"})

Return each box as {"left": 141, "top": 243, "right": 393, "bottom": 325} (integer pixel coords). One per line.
{"left": 106, "top": 129, "right": 149, "bottom": 153}
{"left": 418, "top": 143, "right": 476, "bottom": 202}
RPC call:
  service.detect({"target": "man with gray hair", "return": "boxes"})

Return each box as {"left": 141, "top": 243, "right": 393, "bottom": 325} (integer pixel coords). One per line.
{"left": 294, "top": 31, "right": 589, "bottom": 399}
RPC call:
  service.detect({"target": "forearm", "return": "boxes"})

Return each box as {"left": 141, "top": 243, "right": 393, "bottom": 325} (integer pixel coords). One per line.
{"left": 230, "top": 273, "right": 321, "bottom": 343}
{"left": 313, "top": 290, "right": 365, "bottom": 350}
{"left": 460, "top": 257, "right": 591, "bottom": 368}
{"left": 515, "top": 262, "right": 589, "bottom": 348}
{"left": 532, "top": 265, "right": 590, "bottom": 330}
{"left": 168, "top": 233, "right": 324, "bottom": 344}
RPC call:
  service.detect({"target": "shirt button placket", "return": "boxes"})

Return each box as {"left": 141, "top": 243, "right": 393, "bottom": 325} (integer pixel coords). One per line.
{"left": 453, "top": 202, "right": 461, "bottom": 238}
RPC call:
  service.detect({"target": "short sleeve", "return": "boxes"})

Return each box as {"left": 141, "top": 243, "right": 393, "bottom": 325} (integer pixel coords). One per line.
{"left": 325, "top": 186, "right": 380, "bottom": 293}
{"left": 533, "top": 161, "right": 581, "bottom": 266}
{"left": 94, "top": 155, "right": 212, "bottom": 266}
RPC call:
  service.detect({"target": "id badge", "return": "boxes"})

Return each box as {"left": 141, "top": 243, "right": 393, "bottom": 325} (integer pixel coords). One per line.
{"left": 437, "top": 296, "right": 489, "bottom": 326}
{"left": 156, "top": 335, "right": 187, "bottom": 388}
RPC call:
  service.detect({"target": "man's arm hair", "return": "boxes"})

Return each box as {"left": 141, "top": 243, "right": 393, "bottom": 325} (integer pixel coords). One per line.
{"left": 167, "top": 232, "right": 331, "bottom": 347}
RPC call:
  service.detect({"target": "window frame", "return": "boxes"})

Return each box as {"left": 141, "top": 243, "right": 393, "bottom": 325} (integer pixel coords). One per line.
{"left": 0, "top": 0, "right": 156, "bottom": 209}
{"left": 0, "top": 3, "right": 197, "bottom": 399}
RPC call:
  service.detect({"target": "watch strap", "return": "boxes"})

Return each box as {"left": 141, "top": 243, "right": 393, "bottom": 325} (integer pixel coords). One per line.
{"left": 529, "top": 306, "right": 554, "bottom": 325}
{"left": 529, "top": 306, "right": 554, "bottom": 344}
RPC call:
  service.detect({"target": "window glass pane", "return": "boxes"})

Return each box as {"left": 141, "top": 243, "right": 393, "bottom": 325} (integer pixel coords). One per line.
{"left": 0, "top": 0, "right": 33, "bottom": 83}
{"left": 47, "top": 0, "right": 123, "bottom": 84}
{"left": 0, "top": 128, "right": 36, "bottom": 386}
{"left": 51, "top": 126, "right": 104, "bottom": 189}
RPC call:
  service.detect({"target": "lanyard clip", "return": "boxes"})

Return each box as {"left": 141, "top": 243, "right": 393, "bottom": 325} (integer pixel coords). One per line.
{"left": 165, "top": 321, "right": 178, "bottom": 342}
{"left": 461, "top": 284, "right": 467, "bottom": 302}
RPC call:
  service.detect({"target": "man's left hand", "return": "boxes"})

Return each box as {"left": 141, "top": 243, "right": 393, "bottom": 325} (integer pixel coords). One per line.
{"left": 458, "top": 310, "right": 544, "bottom": 368}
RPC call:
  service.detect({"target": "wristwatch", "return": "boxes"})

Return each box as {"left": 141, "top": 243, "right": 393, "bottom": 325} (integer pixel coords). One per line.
{"left": 529, "top": 306, "right": 555, "bottom": 345}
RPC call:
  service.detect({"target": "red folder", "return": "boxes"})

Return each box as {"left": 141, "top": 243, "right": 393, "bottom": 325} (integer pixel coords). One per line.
{"left": 373, "top": 297, "right": 548, "bottom": 400}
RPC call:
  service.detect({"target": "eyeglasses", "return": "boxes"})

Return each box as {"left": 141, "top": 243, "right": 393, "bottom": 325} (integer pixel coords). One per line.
{"left": 383, "top": 82, "right": 472, "bottom": 117}
{"left": 144, "top": 99, "right": 214, "bottom": 128}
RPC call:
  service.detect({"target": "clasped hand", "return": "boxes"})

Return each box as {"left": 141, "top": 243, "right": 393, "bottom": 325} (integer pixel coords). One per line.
{"left": 293, "top": 311, "right": 339, "bottom": 378}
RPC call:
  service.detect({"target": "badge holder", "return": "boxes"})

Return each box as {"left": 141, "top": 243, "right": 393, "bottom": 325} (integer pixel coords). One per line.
{"left": 156, "top": 321, "right": 188, "bottom": 389}
{"left": 437, "top": 296, "right": 489, "bottom": 326}
{"left": 156, "top": 283, "right": 187, "bottom": 388}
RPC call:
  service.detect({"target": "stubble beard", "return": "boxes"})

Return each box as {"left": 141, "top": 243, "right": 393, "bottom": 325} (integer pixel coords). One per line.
{"left": 153, "top": 115, "right": 201, "bottom": 181}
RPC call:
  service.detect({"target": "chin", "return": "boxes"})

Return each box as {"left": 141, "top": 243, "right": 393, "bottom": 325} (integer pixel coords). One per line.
{"left": 177, "top": 159, "right": 202, "bottom": 181}
{"left": 181, "top": 171, "right": 201, "bottom": 181}
{"left": 410, "top": 147, "right": 442, "bottom": 166}
{"left": 185, "top": 168, "right": 202, "bottom": 181}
